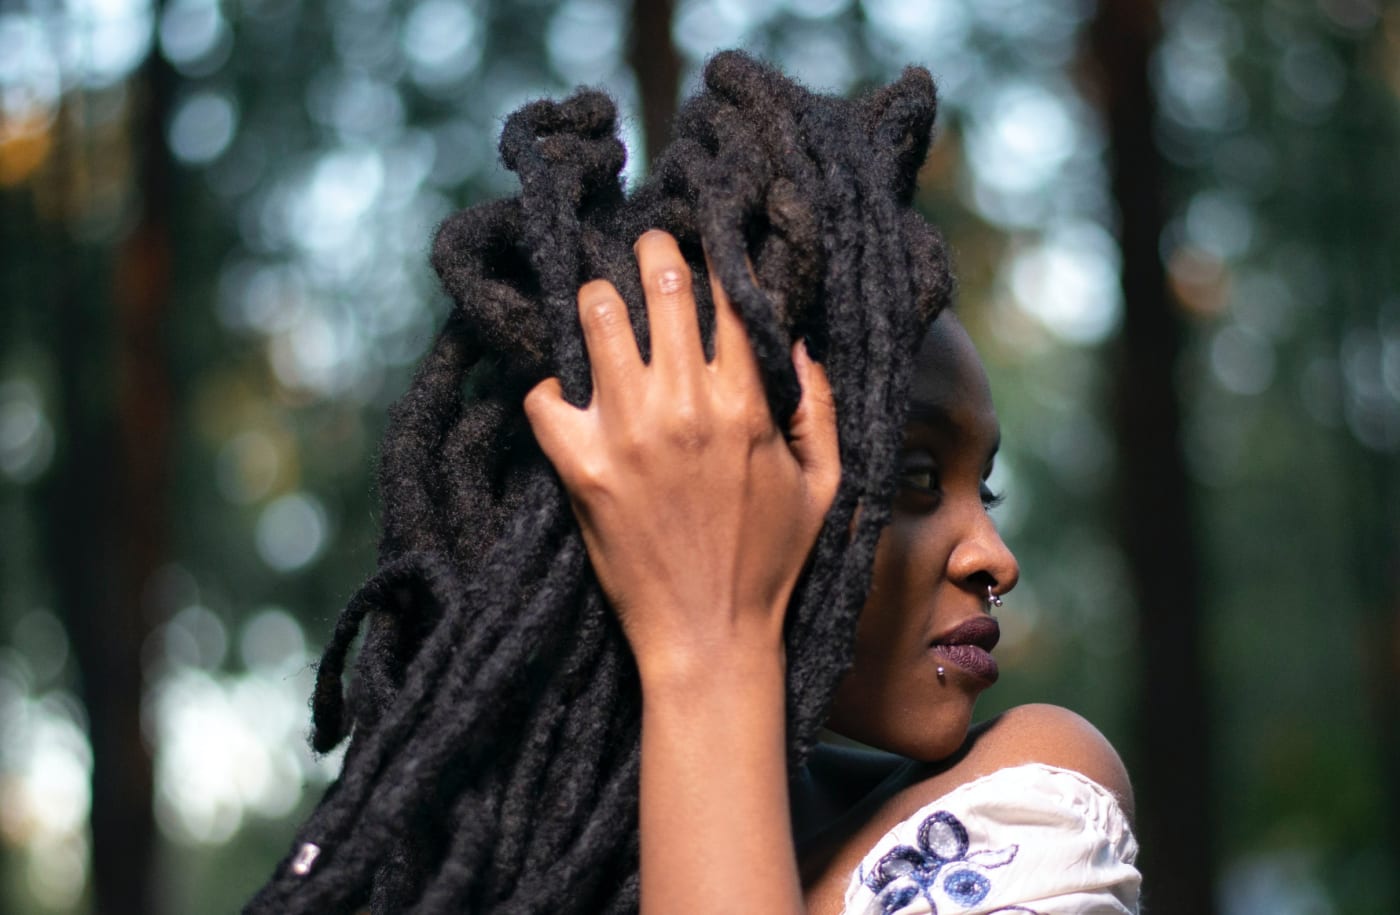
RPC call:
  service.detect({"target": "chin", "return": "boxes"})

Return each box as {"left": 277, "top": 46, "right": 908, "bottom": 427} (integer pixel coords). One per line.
{"left": 832, "top": 700, "right": 977, "bottom": 763}
{"left": 903, "top": 716, "right": 974, "bottom": 763}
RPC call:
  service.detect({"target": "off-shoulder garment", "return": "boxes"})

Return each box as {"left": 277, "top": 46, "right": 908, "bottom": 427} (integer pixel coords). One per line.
{"left": 842, "top": 763, "right": 1140, "bottom": 915}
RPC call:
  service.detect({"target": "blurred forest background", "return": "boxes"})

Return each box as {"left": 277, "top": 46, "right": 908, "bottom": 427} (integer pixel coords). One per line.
{"left": 1, "top": 0, "right": 1397, "bottom": 912}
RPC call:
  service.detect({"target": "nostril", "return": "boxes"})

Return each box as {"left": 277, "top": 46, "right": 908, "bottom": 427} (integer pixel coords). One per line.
{"left": 965, "top": 569, "right": 998, "bottom": 597}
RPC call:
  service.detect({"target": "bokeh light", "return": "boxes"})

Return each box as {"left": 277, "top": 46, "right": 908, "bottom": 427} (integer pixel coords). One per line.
{"left": 158, "top": 0, "right": 232, "bottom": 77}
{"left": 167, "top": 89, "right": 237, "bottom": 164}
{"left": 0, "top": 682, "right": 92, "bottom": 910}
{"left": 254, "top": 492, "right": 330, "bottom": 572}
{"left": 62, "top": 0, "right": 156, "bottom": 89}
{"left": 548, "top": 0, "right": 626, "bottom": 84}
{"left": 151, "top": 666, "right": 326, "bottom": 843}
{"left": 402, "top": 0, "right": 483, "bottom": 91}
{"left": 1210, "top": 323, "right": 1276, "bottom": 396}
{"left": 1008, "top": 222, "right": 1122, "bottom": 346}
{"left": 0, "top": 14, "right": 63, "bottom": 134}
{"left": 0, "top": 379, "right": 55, "bottom": 483}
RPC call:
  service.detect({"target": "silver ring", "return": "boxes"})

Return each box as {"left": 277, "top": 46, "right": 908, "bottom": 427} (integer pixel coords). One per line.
{"left": 988, "top": 585, "right": 1003, "bottom": 608}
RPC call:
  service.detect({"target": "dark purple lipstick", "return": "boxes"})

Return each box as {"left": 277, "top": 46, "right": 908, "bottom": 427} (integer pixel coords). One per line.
{"left": 930, "top": 616, "right": 1001, "bottom": 684}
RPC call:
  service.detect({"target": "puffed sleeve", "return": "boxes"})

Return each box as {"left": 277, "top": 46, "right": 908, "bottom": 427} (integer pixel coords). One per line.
{"left": 842, "top": 763, "right": 1141, "bottom": 915}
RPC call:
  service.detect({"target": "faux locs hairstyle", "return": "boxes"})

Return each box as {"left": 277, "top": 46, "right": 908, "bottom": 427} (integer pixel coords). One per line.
{"left": 247, "top": 51, "right": 953, "bottom": 914}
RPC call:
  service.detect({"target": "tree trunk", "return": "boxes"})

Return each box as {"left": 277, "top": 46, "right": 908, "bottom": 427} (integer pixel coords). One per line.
{"left": 628, "top": 0, "right": 679, "bottom": 171}
{"left": 1327, "top": 30, "right": 1400, "bottom": 891}
{"left": 44, "top": 27, "right": 176, "bottom": 914}
{"left": 1087, "top": 1, "right": 1217, "bottom": 911}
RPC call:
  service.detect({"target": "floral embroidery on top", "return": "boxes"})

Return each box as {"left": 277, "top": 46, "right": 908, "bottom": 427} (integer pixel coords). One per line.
{"left": 858, "top": 810, "right": 1043, "bottom": 915}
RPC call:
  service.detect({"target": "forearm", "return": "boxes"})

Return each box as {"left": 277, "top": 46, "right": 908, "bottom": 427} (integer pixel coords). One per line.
{"left": 638, "top": 639, "right": 803, "bottom": 915}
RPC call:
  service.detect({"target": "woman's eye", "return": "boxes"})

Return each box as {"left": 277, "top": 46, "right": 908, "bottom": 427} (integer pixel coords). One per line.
{"left": 981, "top": 484, "right": 1005, "bottom": 510}
{"left": 898, "top": 463, "right": 940, "bottom": 495}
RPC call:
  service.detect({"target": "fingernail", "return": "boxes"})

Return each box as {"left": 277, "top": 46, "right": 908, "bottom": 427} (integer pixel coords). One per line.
{"left": 792, "top": 338, "right": 810, "bottom": 369}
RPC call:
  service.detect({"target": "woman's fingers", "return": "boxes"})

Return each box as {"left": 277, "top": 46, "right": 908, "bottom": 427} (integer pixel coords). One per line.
{"left": 577, "top": 279, "right": 642, "bottom": 397}
{"left": 635, "top": 230, "right": 704, "bottom": 375}
{"left": 787, "top": 340, "right": 841, "bottom": 501}
{"left": 703, "top": 245, "right": 764, "bottom": 392}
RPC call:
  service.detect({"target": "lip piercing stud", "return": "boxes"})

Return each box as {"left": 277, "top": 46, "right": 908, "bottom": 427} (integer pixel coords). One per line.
{"left": 936, "top": 665, "right": 946, "bottom": 680}
{"left": 988, "top": 585, "right": 1003, "bottom": 608}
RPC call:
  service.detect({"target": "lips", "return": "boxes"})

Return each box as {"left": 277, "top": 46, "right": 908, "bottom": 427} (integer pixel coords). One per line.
{"left": 930, "top": 615, "right": 1001, "bottom": 684}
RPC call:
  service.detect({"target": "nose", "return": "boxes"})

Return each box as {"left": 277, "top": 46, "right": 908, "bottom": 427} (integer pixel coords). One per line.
{"left": 947, "top": 510, "right": 1019, "bottom": 600}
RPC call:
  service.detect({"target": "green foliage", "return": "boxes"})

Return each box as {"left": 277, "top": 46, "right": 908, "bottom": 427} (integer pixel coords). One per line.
{"left": 1, "top": 0, "right": 1397, "bottom": 911}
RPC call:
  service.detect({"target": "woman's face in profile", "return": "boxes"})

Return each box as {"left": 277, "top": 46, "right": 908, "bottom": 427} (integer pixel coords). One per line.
{"left": 825, "top": 314, "right": 1019, "bottom": 762}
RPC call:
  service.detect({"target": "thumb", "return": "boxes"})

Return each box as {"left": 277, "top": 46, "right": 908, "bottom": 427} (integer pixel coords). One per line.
{"left": 786, "top": 340, "right": 840, "bottom": 497}
{"left": 523, "top": 376, "right": 585, "bottom": 472}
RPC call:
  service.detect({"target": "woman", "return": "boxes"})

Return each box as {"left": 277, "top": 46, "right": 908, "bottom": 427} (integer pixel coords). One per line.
{"left": 248, "top": 52, "right": 1140, "bottom": 913}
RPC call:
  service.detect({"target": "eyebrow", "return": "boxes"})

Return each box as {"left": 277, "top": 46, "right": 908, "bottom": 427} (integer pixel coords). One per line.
{"left": 905, "top": 398, "right": 955, "bottom": 426}
{"left": 904, "top": 400, "right": 1002, "bottom": 465}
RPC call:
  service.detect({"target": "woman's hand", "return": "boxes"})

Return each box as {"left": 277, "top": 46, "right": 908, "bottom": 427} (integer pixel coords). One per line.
{"left": 523, "top": 230, "right": 839, "bottom": 681}
{"left": 526, "top": 230, "right": 830, "bottom": 912}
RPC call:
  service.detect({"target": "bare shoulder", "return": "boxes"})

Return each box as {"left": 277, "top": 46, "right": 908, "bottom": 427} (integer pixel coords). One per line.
{"left": 944, "top": 703, "right": 1134, "bottom": 820}
{"left": 798, "top": 706, "right": 1134, "bottom": 913}
{"left": 798, "top": 708, "right": 1133, "bottom": 913}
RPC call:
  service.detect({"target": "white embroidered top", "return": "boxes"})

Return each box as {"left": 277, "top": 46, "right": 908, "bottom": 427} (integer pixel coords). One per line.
{"left": 842, "top": 764, "right": 1141, "bottom": 915}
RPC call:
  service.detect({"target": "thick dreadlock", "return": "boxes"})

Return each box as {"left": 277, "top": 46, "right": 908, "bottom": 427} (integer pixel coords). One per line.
{"left": 247, "top": 51, "right": 953, "bottom": 913}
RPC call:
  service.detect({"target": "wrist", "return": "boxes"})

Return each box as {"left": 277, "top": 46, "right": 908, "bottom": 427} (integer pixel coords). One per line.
{"left": 636, "top": 629, "right": 787, "bottom": 701}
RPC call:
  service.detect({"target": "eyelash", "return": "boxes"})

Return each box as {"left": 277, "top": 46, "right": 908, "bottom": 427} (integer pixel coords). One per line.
{"left": 897, "top": 463, "right": 1005, "bottom": 509}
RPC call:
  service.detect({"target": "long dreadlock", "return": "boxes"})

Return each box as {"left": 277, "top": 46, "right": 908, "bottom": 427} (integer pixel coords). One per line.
{"left": 247, "top": 50, "right": 954, "bottom": 913}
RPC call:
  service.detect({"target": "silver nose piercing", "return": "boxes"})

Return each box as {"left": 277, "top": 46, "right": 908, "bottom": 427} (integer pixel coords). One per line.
{"left": 988, "top": 585, "right": 1003, "bottom": 608}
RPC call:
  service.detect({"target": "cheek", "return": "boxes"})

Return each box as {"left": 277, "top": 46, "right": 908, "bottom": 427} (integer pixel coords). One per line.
{"left": 825, "top": 517, "right": 989, "bottom": 760}
{"left": 857, "top": 531, "right": 902, "bottom": 643}
{"left": 850, "top": 522, "right": 923, "bottom": 668}
{"left": 833, "top": 516, "right": 953, "bottom": 707}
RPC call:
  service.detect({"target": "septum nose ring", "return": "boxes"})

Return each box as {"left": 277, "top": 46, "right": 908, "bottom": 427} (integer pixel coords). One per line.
{"left": 988, "top": 585, "right": 1003, "bottom": 608}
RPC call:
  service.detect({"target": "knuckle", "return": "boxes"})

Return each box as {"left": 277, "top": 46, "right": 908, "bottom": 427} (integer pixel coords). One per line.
{"left": 744, "top": 405, "right": 778, "bottom": 442}
{"left": 579, "top": 281, "right": 623, "bottom": 318}
{"left": 581, "top": 296, "right": 624, "bottom": 331}
{"left": 713, "top": 403, "right": 769, "bottom": 447}
{"left": 523, "top": 378, "right": 558, "bottom": 410}
{"left": 637, "top": 233, "right": 693, "bottom": 297}
{"left": 648, "top": 264, "right": 691, "bottom": 297}
{"left": 568, "top": 455, "right": 612, "bottom": 496}
{"left": 616, "top": 423, "right": 648, "bottom": 460}
{"left": 734, "top": 399, "right": 774, "bottom": 441}
{"left": 663, "top": 399, "right": 712, "bottom": 450}
{"left": 667, "top": 398, "right": 702, "bottom": 433}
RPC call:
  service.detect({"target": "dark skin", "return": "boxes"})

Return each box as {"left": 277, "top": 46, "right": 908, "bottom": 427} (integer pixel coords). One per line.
{"left": 525, "top": 231, "right": 1131, "bottom": 914}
